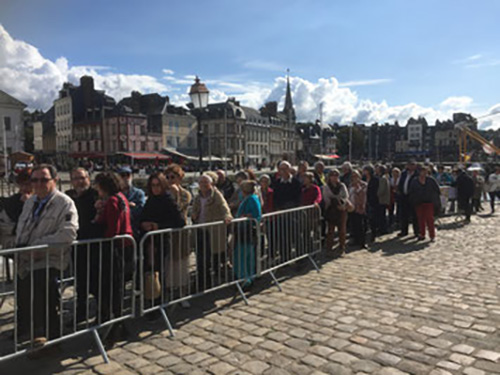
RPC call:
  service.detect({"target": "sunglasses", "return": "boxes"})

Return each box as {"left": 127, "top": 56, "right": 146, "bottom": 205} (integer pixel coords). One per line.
{"left": 167, "top": 174, "right": 178, "bottom": 180}
{"left": 31, "top": 177, "right": 53, "bottom": 183}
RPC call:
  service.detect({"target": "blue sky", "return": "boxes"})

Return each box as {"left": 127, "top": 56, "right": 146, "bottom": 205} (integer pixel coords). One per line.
{"left": 1, "top": 0, "right": 499, "bottom": 127}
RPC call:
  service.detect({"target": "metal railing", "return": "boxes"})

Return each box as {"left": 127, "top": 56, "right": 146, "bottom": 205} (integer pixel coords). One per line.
{"left": 258, "top": 204, "right": 322, "bottom": 290}
{"left": 0, "top": 235, "right": 136, "bottom": 363}
{"left": 0, "top": 205, "right": 324, "bottom": 364}
{"left": 139, "top": 217, "right": 259, "bottom": 335}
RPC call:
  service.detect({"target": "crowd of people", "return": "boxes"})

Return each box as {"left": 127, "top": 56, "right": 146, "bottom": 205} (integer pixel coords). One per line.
{"left": 0, "top": 160, "right": 499, "bottom": 347}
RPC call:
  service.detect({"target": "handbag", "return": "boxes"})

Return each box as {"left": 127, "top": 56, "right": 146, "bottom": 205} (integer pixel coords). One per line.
{"left": 144, "top": 271, "right": 161, "bottom": 300}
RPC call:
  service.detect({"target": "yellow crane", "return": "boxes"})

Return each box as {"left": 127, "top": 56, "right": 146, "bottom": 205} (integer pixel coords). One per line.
{"left": 455, "top": 121, "right": 500, "bottom": 163}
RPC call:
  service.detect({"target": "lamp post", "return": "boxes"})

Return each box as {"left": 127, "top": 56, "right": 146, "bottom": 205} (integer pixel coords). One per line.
{"left": 189, "top": 76, "right": 210, "bottom": 174}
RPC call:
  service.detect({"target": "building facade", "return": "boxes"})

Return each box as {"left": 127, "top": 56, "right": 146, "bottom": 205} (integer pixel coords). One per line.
{"left": 163, "top": 105, "right": 197, "bottom": 153}
{"left": 201, "top": 98, "right": 246, "bottom": 167}
{"left": 71, "top": 113, "right": 162, "bottom": 158}
{"left": 242, "top": 106, "right": 270, "bottom": 166}
{"left": 33, "top": 106, "right": 56, "bottom": 153}
{"left": 0, "top": 90, "right": 27, "bottom": 159}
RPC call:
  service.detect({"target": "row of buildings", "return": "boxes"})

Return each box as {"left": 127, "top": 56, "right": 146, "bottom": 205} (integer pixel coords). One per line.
{"left": 29, "top": 75, "right": 300, "bottom": 168}
{"left": 1, "top": 77, "right": 499, "bottom": 171}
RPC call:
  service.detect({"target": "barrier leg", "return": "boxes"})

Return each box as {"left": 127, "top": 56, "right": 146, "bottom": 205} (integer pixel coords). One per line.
{"left": 269, "top": 271, "right": 282, "bottom": 292}
{"left": 235, "top": 282, "right": 249, "bottom": 305}
{"left": 159, "top": 307, "right": 175, "bottom": 337}
{"left": 92, "top": 328, "right": 109, "bottom": 364}
{"left": 308, "top": 254, "right": 320, "bottom": 273}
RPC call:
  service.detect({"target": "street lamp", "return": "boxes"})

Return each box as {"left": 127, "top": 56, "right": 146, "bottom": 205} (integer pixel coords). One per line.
{"left": 189, "top": 76, "right": 209, "bottom": 174}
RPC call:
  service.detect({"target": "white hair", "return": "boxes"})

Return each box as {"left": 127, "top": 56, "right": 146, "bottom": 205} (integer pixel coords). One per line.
{"left": 199, "top": 174, "right": 213, "bottom": 184}
{"left": 279, "top": 161, "right": 291, "bottom": 169}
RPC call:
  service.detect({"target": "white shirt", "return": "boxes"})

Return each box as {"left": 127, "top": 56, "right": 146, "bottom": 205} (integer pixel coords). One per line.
{"left": 403, "top": 171, "right": 414, "bottom": 195}
{"left": 487, "top": 173, "right": 500, "bottom": 192}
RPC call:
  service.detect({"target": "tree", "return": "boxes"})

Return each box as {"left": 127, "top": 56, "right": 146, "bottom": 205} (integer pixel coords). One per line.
{"left": 337, "top": 126, "right": 365, "bottom": 159}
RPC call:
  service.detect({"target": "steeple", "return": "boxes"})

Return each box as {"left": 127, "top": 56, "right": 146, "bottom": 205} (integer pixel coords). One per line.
{"left": 284, "top": 68, "right": 296, "bottom": 122}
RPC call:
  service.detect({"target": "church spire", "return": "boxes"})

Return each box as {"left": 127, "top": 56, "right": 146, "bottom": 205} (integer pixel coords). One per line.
{"left": 284, "top": 69, "right": 295, "bottom": 119}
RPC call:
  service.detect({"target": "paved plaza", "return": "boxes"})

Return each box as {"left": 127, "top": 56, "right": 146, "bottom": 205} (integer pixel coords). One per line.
{"left": 1, "top": 213, "right": 499, "bottom": 375}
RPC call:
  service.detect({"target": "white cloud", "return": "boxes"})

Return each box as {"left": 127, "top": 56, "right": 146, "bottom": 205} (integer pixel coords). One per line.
{"left": 0, "top": 24, "right": 168, "bottom": 110}
{"left": 440, "top": 96, "right": 474, "bottom": 111}
{"left": 478, "top": 103, "right": 500, "bottom": 130}
{"left": 242, "top": 59, "right": 284, "bottom": 72}
{"left": 454, "top": 54, "right": 482, "bottom": 64}
{"left": 338, "top": 78, "right": 393, "bottom": 87}
{"left": 162, "top": 69, "right": 174, "bottom": 75}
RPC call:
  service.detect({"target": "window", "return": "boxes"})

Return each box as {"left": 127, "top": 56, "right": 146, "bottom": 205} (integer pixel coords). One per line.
{"left": 4, "top": 117, "right": 11, "bottom": 131}
{"left": 141, "top": 141, "right": 146, "bottom": 150}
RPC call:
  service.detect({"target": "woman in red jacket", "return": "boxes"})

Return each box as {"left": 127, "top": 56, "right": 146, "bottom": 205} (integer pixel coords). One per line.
{"left": 94, "top": 171, "right": 133, "bottom": 344}
{"left": 301, "top": 172, "right": 322, "bottom": 206}
{"left": 259, "top": 174, "right": 274, "bottom": 214}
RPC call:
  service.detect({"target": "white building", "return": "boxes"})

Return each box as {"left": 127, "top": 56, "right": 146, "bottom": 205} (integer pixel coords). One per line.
{"left": 54, "top": 87, "right": 74, "bottom": 153}
{"left": 0, "top": 90, "right": 27, "bottom": 169}
{"left": 407, "top": 122, "right": 423, "bottom": 151}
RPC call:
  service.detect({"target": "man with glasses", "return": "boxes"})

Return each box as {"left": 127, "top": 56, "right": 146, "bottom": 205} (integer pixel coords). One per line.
{"left": 16, "top": 164, "right": 79, "bottom": 347}
{"left": 65, "top": 167, "right": 103, "bottom": 323}
{"left": 118, "top": 166, "right": 145, "bottom": 238}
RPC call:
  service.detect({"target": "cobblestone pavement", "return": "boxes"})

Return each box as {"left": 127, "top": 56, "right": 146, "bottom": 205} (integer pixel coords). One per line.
{"left": 1, "top": 213, "right": 499, "bottom": 375}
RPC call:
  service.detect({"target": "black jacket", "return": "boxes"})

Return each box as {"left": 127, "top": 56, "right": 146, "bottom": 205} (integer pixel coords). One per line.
{"left": 366, "top": 176, "right": 380, "bottom": 207}
{"left": 272, "top": 177, "right": 302, "bottom": 210}
{"left": 140, "top": 193, "right": 185, "bottom": 232}
{"left": 409, "top": 177, "right": 441, "bottom": 207}
{"left": 456, "top": 172, "right": 474, "bottom": 200}
{"left": 217, "top": 179, "right": 235, "bottom": 202}
{"left": 66, "top": 187, "right": 103, "bottom": 240}
{"left": 398, "top": 170, "right": 418, "bottom": 196}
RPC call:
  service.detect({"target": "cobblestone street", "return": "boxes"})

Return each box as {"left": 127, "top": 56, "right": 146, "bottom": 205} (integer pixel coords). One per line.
{"left": 2, "top": 213, "right": 499, "bottom": 375}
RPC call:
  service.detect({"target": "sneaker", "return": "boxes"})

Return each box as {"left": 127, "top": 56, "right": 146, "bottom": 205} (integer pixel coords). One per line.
{"left": 417, "top": 236, "right": 425, "bottom": 241}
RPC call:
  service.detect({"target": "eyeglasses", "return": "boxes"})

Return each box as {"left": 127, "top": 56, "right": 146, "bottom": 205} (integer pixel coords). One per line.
{"left": 31, "top": 177, "right": 52, "bottom": 183}
{"left": 167, "top": 175, "right": 177, "bottom": 180}
{"left": 120, "top": 173, "right": 131, "bottom": 177}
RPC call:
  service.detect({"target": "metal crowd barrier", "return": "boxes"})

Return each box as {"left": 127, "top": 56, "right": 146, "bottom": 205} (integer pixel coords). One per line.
{"left": 139, "top": 217, "right": 260, "bottom": 336}
{"left": 0, "top": 205, "right": 324, "bottom": 364}
{"left": 0, "top": 235, "right": 136, "bottom": 364}
{"left": 258, "top": 204, "right": 322, "bottom": 290}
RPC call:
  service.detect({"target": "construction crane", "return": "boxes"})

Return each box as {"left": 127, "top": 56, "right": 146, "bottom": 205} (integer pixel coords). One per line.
{"left": 455, "top": 121, "right": 500, "bottom": 163}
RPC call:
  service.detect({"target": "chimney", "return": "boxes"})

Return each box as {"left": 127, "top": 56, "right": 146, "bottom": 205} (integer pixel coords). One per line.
{"left": 80, "top": 76, "right": 95, "bottom": 115}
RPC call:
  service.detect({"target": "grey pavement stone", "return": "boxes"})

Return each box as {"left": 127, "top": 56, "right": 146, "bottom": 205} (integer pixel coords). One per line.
{"left": 474, "top": 349, "right": 500, "bottom": 362}
{"left": 451, "top": 344, "right": 475, "bottom": 355}
{"left": 208, "top": 361, "right": 237, "bottom": 375}
{"left": 2, "top": 214, "right": 499, "bottom": 375}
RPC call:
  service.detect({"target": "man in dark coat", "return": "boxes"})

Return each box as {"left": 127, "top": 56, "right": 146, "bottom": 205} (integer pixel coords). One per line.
{"left": 272, "top": 161, "right": 302, "bottom": 210}
{"left": 455, "top": 168, "right": 474, "bottom": 223}
{"left": 216, "top": 169, "right": 235, "bottom": 202}
{"left": 66, "top": 167, "right": 103, "bottom": 322}
{"left": 397, "top": 161, "right": 419, "bottom": 237}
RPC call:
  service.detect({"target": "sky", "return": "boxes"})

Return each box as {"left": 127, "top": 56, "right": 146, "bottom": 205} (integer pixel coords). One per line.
{"left": 1, "top": 0, "right": 499, "bottom": 129}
